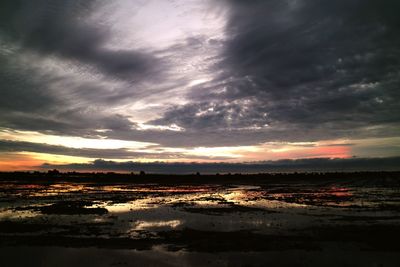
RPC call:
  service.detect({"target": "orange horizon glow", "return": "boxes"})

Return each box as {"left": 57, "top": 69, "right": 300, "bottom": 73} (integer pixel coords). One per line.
{"left": 0, "top": 153, "right": 44, "bottom": 171}
{"left": 0, "top": 145, "right": 352, "bottom": 172}
{"left": 2, "top": 132, "right": 399, "bottom": 172}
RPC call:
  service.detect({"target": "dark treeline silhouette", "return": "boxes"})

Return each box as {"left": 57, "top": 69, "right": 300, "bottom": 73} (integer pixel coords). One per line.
{"left": 0, "top": 170, "right": 399, "bottom": 185}
{"left": 40, "top": 157, "right": 400, "bottom": 174}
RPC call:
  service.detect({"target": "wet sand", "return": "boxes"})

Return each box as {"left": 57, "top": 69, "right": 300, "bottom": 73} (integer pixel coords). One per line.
{"left": 0, "top": 172, "right": 399, "bottom": 266}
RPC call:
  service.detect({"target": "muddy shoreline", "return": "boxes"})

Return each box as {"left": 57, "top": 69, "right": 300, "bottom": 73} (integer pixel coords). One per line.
{"left": 1, "top": 172, "right": 400, "bottom": 266}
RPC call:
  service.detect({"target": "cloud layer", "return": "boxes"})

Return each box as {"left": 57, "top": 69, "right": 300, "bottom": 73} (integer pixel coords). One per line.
{"left": 154, "top": 0, "right": 400, "bottom": 145}
{"left": 0, "top": 0, "right": 399, "bottom": 170}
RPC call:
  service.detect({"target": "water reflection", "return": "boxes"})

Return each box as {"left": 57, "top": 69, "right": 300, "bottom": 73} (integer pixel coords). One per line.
{"left": 133, "top": 220, "right": 182, "bottom": 230}
{"left": 1, "top": 180, "right": 400, "bottom": 249}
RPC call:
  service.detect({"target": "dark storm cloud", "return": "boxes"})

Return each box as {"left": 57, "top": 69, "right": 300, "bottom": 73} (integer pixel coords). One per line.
{"left": 0, "top": 55, "right": 58, "bottom": 113}
{"left": 0, "top": 139, "right": 132, "bottom": 159}
{"left": 0, "top": 51, "right": 72, "bottom": 134}
{"left": 152, "top": 0, "right": 400, "bottom": 145}
{"left": 0, "top": 0, "right": 161, "bottom": 80}
{"left": 0, "top": 98, "right": 134, "bottom": 137}
{"left": 1, "top": 0, "right": 400, "bottom": 151}
{"left": 0, "top": 0, "right": 166, "bottom": 139}
{"left": 41, "top": 157, "right": 400, "bottom": 174}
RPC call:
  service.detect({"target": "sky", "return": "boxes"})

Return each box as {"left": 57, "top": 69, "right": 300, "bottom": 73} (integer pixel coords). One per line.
{"left": 0, "top": 0, "right": 400, "bottom": 172}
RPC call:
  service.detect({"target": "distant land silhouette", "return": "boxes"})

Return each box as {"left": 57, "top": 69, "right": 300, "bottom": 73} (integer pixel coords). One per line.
{"left": 38, "top": 157, "right": 400, "bottom": 174}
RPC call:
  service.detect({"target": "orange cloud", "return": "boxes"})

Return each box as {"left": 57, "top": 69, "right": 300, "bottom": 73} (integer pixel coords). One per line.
{"left": 239, "top": 143, "right": 352, "bottom": 161}
{"left": 308, "top": 145, "right": 351, "bottom": 159}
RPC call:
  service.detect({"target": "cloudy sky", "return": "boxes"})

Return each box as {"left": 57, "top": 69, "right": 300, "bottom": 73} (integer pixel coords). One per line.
{"left": 0, "top": 0, "right": 399, "bottom": 171}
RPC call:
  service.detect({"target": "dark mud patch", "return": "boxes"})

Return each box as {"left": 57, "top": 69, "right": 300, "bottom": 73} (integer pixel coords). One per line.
{"left": 41, "top": 201, "right": 108, "bottom": 215}
{"left": 0, "top": 219, "right": 116, "bottom": 237}
{"left": 0, "top": 221, "right": 67, "bottom": 233}
{"left": 309, "top": 225, "right": 400, "bottom": 251}
{"left": 182, "top": 205, "right": 270, "bottom": 215}
{"left": 159, "top": 228, "right": 319, "bottom": 252}
{"left": 0, "top": 235, "right": 156, "bottom": 250}
{"left": 262, "top": 190, "right": 354, "bottom": 207}
{"left": 2, "top": 225, "right": 400, "bottom": 252}
{"left": 15, "top": 201, "right": 108, "bottom": 215}
{"left": 0, "top": 227, "right": 317, "bottom": 252}
{"left": 333, "top": 215, "right": 400, "bottom": 221}
{"left": 195, "top": 196, "right": 228, "bottom": 202}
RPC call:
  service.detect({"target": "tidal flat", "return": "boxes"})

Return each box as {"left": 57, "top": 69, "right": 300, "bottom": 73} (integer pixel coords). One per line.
{"left": 0, "top": 172, "right": 399, "bottom": 266}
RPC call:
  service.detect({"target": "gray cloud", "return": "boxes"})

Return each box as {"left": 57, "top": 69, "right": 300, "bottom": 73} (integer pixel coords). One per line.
{"left": 151, "top": 0, "right": 400, "bottom": 145}
{"left": 0, "top": 0, "right": 168, "bottom": 139}
{"left": 0, "top": 0, "right": 399, "bottom": 155}
{"left": 1, "top": 0, "right": 162, "bottom": 80}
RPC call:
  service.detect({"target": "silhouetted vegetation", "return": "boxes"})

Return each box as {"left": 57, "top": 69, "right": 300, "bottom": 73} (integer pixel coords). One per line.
{"left": 0, "top": 171, "right": 399, "bottom": 185}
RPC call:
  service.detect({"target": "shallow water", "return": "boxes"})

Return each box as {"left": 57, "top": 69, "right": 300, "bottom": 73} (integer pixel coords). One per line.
{"left": 1, "top": 176, "right": 400, "bottom": 266}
